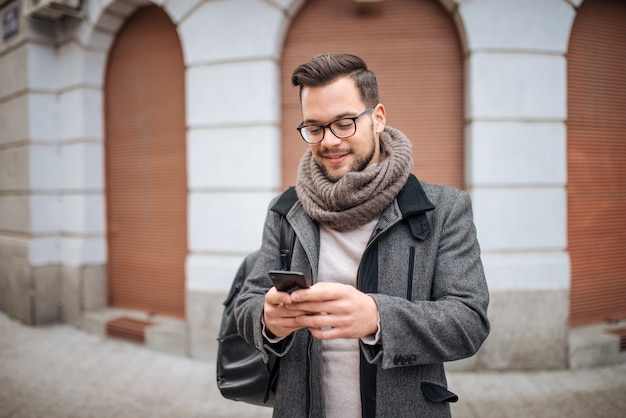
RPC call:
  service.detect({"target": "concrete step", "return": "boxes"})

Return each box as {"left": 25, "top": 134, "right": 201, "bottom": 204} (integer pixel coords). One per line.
{"left": 72, "top": 307, "right": 188, "bottom": 357}
{"left": 569, "top": 322, "right": 626, "bottom": 369}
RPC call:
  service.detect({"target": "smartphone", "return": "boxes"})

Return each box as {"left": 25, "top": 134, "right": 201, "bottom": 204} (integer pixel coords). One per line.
{"left": 268, "top": 270, "right": 309, "bottom": 294}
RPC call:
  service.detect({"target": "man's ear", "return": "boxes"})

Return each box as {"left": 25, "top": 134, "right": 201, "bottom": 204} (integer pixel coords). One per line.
{"left": 373, "top": 104, "right": 386, "bottom": 134}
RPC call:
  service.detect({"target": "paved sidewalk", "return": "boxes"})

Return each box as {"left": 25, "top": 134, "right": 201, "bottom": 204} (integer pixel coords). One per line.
{"left": 1, "top": 312, "right": 625, "bottom": 418}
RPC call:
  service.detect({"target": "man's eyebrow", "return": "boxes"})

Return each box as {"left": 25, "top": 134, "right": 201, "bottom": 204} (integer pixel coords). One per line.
{"left": 303, "top": 111, "right": 357, "bottom": 124}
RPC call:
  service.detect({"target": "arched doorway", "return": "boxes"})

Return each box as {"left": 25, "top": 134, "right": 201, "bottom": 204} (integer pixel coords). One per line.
{"left": 104, "top": 5, "right": 187, "bottom": 318}
{"left": 281, "top": 0, "right": 465, "bottom": 190}
{"left": 567, "top": 0, "right": 626, "bottom": 326}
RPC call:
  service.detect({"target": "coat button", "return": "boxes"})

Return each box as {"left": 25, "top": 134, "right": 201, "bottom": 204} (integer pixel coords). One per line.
{"left": 394, "top": 354, "right": 417, "bottom": 365}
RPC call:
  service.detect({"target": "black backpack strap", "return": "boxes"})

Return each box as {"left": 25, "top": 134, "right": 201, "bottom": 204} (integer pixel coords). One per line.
{"left": 272, "top": 186, "right": 298, "bottom": 271}
{"left": 279, "top": 216, "right": 295, "bottom": 271}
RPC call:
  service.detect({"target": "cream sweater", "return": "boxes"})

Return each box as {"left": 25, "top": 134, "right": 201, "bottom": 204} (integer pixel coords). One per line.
{"left": 319, "top": 219, "right": 378, "bottom": 418}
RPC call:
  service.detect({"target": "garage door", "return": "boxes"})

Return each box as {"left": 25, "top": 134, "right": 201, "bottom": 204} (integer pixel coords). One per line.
{"left": 104, "top": 5, "right": 187, "bottom": 317}
{"left": 281, "top": 0, "right": 464, "bottom": 190}
{"left": 567, "top": 0, "right": 626, "bottom": 327}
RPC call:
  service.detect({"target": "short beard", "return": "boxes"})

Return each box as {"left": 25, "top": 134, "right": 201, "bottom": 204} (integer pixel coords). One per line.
{"left": 319, "top": 130, "right": 377, "bottom": 182}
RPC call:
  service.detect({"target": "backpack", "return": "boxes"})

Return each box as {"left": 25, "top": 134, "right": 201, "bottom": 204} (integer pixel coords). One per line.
{"left": 216, "top": 214, "right": 295, "bottom": 407}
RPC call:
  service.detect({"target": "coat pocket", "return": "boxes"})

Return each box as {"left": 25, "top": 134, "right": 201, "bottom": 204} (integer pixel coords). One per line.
{"left": 420, "top": 382, "right": 459, "bottom": 403}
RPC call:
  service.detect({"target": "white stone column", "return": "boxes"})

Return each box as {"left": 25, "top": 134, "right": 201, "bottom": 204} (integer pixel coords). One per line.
{"left": 458, "top": 0, "right": 576, "bottom": 369}
{"left": 176, "top": 0, "right": 290, "bottom": 358}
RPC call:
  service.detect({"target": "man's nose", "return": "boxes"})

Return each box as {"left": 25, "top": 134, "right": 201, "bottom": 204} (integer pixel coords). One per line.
{"left": 321, "top": 126, "right": 342, "bottom": 146}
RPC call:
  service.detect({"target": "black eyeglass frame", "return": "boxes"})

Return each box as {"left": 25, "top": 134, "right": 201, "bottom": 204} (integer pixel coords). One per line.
{"left": 296, "top": 105, "right": 375, "bottom": 144}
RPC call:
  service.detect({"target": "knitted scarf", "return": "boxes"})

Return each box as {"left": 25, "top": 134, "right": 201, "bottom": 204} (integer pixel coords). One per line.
{"left": 295, "top": 126, "right": 413, "bottom": 231}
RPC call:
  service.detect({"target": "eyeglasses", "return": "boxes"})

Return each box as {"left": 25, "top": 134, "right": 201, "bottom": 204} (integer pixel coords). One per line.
{"left": 296, "top": 106, "right": 374, "bottom": 144}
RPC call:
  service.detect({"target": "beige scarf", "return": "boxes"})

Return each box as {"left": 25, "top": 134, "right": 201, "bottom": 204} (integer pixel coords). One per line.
{"left": 295, "top": 126, "right": 413, "bottom": 231}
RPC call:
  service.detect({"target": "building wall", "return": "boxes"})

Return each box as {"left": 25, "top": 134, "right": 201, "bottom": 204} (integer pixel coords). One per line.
{"left": 0, "top": 0, "right": 585, "bottom": 369}
{"left": 460, "top": 0, "right": 576, "bottom": 369}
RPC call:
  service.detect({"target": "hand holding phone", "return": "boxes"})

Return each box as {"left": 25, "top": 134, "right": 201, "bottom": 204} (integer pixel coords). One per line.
{"left": 269, "top": 270, "right": 309, "bottom": 294}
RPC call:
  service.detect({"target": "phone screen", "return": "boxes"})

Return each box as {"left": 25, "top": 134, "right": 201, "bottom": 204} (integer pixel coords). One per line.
{"left": 268, "top": 270, "right": 309, "bottom": 293}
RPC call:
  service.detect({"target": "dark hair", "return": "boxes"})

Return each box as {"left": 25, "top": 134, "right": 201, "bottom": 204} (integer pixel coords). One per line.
{"left": 291, "top": 53, "right": 379, "bottom": 106}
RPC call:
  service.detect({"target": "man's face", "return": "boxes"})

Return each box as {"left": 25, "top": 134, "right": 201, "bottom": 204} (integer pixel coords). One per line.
{"left": 300, "top": 77, "right": 386, "bottom": 182}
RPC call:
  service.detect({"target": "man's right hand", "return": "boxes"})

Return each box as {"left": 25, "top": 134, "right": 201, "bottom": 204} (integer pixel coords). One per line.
{"left": 263, "top": 287, "right": 309, "bottom": 338}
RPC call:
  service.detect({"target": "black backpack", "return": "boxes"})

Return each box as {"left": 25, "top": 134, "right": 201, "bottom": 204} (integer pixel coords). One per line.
{"left": 216, "top": 214, "right": 295, "bottom": 406}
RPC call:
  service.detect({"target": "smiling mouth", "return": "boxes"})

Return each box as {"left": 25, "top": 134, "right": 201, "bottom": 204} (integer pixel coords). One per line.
{"left": 323, "top": 153, "right": 349, "bottom": 165}
{"left": 320, "top": 149, "right": 350, "bottom": 160}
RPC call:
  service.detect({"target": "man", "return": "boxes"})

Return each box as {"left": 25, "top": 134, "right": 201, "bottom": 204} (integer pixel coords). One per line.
{"left": 236, "top": 53, "right": 489, "bottom": 418}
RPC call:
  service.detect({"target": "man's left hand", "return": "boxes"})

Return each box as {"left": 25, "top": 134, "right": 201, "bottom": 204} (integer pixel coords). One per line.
{"left": 286, "top": 282, "right": 379, "bottom": 340}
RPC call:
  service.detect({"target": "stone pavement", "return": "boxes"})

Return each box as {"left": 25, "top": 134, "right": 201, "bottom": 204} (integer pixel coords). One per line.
{"left": 1, "top": 312, "right": 625, "bottom": 418}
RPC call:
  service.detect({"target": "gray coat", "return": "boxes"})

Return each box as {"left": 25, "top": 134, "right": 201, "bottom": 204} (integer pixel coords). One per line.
{"left": 235, "top": 175, "right": 490, "bottom": 418}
